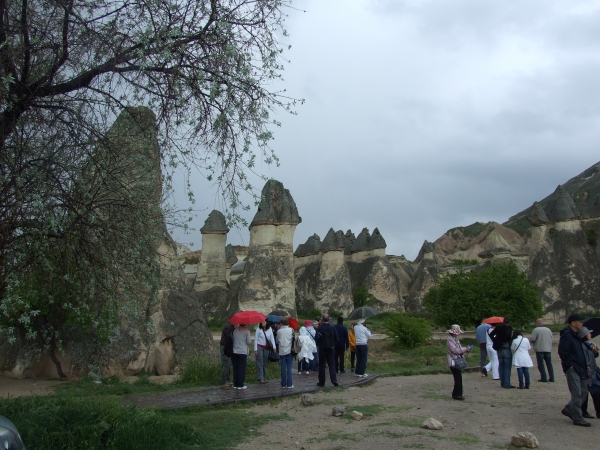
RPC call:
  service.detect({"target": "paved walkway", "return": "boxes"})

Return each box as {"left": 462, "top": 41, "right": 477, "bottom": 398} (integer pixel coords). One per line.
{"left": 124, "top": 371, "right": 380, "bottom": 409}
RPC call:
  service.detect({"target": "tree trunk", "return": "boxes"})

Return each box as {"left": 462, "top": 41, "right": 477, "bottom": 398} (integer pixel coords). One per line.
{"left": 49, "top": 341, "right": 67, "bottom": 379}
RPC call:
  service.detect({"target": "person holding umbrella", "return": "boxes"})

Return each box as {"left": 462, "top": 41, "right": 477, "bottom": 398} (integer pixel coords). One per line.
{"left": 229, "top": 311, "right": 266, "bottom": 390}
{"left": 354, "top": 318, "right": 372, "bottom": 378}
{"left": 232, "top": 323, "right": 251, "bottom": 389}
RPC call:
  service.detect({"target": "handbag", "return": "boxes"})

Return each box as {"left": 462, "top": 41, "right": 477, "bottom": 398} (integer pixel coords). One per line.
{"left": 291, "top": 333, "right": 302, "bottom": 356}
{"left": 268, "top": 351, "right": 280, "bottom": 362}
{"left": 451, "top": 356, "right": 467, "bottom": 370}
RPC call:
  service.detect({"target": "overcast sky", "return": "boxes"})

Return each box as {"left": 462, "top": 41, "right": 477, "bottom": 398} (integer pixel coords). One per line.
{"left": 169, "top": 0, "right": 600, "bottom": 261}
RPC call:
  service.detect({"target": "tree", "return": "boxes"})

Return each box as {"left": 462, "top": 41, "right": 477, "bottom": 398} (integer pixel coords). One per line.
{"left": 353, "top": 284, "right": 374, "bottom": 309}
{"left": 0, "top": 0, "right": 299, "bottom": 373}
{"left": 423, "top": 262, "right": 542, "bottom": 329}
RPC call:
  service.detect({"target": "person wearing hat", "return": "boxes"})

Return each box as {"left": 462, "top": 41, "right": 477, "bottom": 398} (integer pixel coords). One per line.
{"left": 558, "top": 313, "right": 592, "bottom": 426}
{"left": 530, "top": 318, "right": 555, "bottom": 383}
{"left": 447, "top": 324, "right": 471, "bottom": 400}
{"left": 578, "top": 326, "right": 600, "bottom": 419}
{"left": 354, "top": 318, "right": 372, "bottom": 377}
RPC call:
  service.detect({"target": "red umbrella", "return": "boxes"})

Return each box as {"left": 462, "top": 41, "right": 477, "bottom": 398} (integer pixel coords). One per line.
{"left": 482, "top": 316, "right": 504, "bottom": 325}
{"left": 229, "top": 310, "right": 267, "bottom": 325}
{"left": 288, "top": 317, "right": 300, "bottom": 331}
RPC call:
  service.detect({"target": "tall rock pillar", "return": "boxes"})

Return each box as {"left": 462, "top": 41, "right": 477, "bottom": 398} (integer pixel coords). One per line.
{"left": 195, "top": 210, "right": 229, "bottom": 292}
{"left": 237, "top": 180, "right": 302, "bottom": 314}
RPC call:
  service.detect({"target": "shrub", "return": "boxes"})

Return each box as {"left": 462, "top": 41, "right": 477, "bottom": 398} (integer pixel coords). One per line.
{"left": 585, "top": 229, "right": 598, "bottom": 247}
{"left": 384, "top": 312, "right": 432, "bottom": 349}
{"left": 178, "top": 355, "right": 221, "bottom": 384}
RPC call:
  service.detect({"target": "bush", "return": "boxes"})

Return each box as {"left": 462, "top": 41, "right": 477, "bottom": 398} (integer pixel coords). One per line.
{"left": 178, "top": 355, "right": 221, "bottom": 384}
{"left": 384, "top": 312, "right": 432, "bottom": 349}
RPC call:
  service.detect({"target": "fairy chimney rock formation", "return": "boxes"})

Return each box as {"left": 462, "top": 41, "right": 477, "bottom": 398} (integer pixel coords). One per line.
{"left": 194, "top": 210, "right": 229, "bottom": 293}
{"left": 237, "top": 180, "right": 301, "bottom": 314}
{"left": 546, "top": 185, "right": 580, "bottom": 222}
{"left": 526, "top": 202, "right": 549, "bottom": 227}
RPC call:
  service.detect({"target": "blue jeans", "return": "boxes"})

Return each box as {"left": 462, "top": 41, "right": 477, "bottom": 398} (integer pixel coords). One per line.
{"left": 497, "top": 347, "right": 512, "bottom": 388}
{"left": 280, "top": 353, "right": 293, "bottom": 387}
{"left": 355, "top": 344, "right": 368, "bottom": 375}
{"left": 517, "top": 367, "right": 530, "bottom": 388}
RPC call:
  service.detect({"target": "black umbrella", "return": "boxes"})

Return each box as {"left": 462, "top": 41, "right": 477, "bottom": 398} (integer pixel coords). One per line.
{"left": 268, "top": 310, "right": 289, "bottom": 317}
{"left": 348, "top": 306, "right": 379, "bottom": 320}
{"left": 583, "top": 318, "right": 600, "bottom": 338}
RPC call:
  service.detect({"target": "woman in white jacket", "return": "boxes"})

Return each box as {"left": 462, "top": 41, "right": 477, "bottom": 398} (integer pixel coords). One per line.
{"left": 484, "top": 325, "right": 500, "bottom": 380}
{"left": 511, "top": 331, "right": 534, "bottom": 389}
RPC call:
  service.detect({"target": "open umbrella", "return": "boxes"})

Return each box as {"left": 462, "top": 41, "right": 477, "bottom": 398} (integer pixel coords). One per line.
{"left": 583, "top": 318, "right": 600, "bottom": 338}
{"left": 229, "top": 310, "right": 266, "bottom": 325}
{"left": 288, "top": 317, "right": 300, "bottom": 330}
{"left": 267, "top": 314, "right": 282, "bottom": 323}
{"left": 482, "top": 316, "right": 504, "bottom": 325}
{"left": 269, "top": 310, "right": 289, "bottom": 317}
{"left": 348, "top": 306, "right": 379, "bottom": 319}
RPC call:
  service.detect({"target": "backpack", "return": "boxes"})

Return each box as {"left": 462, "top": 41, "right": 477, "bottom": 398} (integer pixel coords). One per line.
{"left": 291, "top": 333, "right": 302, "bottom": 356}
{"left": 320, "top": 326, "right": 335, "bottom": 349}
{"left": 223, "top": 327, "right": 234, "bottom": 357}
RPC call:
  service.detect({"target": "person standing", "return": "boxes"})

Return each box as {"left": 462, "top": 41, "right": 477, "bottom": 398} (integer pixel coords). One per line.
{"left": 334, "top": 316, "right": 349, "bottom": 373}
{"left": 558, "top": 314, "right": 592, "bottom": 427}
{"left": 254, "top": 320, "right": 276, "bottom": 384}
{"left": 511, "top": 331, "right": 533, "bottom": 389}
{"left": 349, "top": 324, "right": 356, "bottom": 372}
{"left": 484, "top": 325, "right": 500, "bottom": 380}
{"left": 277, "top": 318, "right": 294, "bottom": 389}
{"left": 315, "top": 314, "right": 339, "bottom": 387}
{"left": 354, "top": 318, "right": 372, "bottom": 378}
{"left": 578, "top": 327, "right": 599, "bottom": 420}
{"left": 476, "top": 322, "right": 492, "bottom": 376}
{"left": 447, "top": 324, "right": 470, "bottom": 400}
{"left": 219, "top": 322, "right": 235, "bottom": 387}
{"left": 490, "top": 317, "right": 514, "bottom": 388}
{"left": 530, "top": 318, "right": 555, "bottom": 383}
{"left": 231, "top": 324, "right": 251, "bottom": 390}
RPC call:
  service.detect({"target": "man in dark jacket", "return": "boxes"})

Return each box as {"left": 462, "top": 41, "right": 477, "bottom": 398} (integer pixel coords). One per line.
{"left": 334, "top": 316, "right": 350, "bottom": 373}
{"left": 315, "top": 314, "right": 339, "bottom": 387}
{"left": 490, "top": 318, "right": 514, "bottom": 388}
{"left": 558, "top": 314, "right": 592, "bottom": 426}
{"left": 219, "top": 322, "right": 235, "bottom": 386}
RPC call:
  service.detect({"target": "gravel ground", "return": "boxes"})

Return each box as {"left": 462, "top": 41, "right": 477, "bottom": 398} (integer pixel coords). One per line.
{"left": 234, "top": 371, "right": 596, "bottom": 450}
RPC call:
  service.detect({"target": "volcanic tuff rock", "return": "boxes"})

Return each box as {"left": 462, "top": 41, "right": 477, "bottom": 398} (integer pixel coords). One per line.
{"left": 200, "top": 210, "right": 229, "bottom": 234}
{"left": 250, "top": 179, "right": 302, "bottom": 227}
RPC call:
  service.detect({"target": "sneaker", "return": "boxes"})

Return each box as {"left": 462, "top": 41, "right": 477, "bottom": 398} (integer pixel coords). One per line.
{"left": 306, "top": 371, "right": 310, "bottom": 375}
{"left": 287, "top": 385, "right": 294, "bottom": 389}
{"left": 362, "top": 373, "right": 369, "bottom": 377}
{"left": 233, "top": 386, "right": 239, "bottom": 390}
{"left": 298, "top": 371, "right": 302, "bottom": 375}
{"left": 240, "top": 386, "right": 247, "bottom": 390}
{"left": 355, "top": 374, "right": 362, "bottom": 377}
{"left": 482, "top": 367, "right": 488, "bottom": 377}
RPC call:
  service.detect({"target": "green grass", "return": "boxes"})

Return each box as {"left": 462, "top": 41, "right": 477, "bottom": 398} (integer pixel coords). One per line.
{"left": 0, "top": 394, "right": 291, "bottom": 450}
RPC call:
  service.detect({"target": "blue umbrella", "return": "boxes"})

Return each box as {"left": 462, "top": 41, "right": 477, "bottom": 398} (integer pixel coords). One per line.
{"left": 267, "top": 314, "right": 282, "bottom": 323}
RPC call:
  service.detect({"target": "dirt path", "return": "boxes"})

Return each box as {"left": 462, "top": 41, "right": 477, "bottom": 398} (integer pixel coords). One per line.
{"left": 234, "top": 372, "right": 596, "bottom": 450}
{"left": 0, "top": 376, "right": 60, "bottom": 398}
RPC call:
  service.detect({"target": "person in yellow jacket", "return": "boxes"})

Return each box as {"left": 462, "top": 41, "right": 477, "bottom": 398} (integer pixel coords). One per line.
{"left": 349, "top": 324, "right": 356, "bottom": 372}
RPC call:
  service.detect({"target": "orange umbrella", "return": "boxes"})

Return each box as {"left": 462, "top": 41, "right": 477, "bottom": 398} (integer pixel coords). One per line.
{"left": 482, "top": 316, "right": 504, "bottom": 325}
{"left": 229, "top": 310, "right": 267, "bottom": 325}
{"left": 288, "top": 317, "right": 300, "bottom": 330}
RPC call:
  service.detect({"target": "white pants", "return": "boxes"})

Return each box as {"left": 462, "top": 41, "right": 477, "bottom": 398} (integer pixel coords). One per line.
{"left": 485, "top": 345, "right": 499, "bottom": 379}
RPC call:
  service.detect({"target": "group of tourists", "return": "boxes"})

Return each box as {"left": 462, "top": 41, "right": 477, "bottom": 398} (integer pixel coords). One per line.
{"left": 220, "top": 313, "right": 372, "bottom": 390}
{"left": 448, "top": 314, "right": 600, "bottom": 427}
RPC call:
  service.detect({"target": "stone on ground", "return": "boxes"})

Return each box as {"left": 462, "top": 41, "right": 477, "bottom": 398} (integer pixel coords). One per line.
{"left": 350, "top": 411, "right": 364, "bottom": 420}
{"left": 332, "top": 406, "right": 345, "bottom": 416}
{"left": 301, "top": 393, "right": 314, "bottom": 406}
{"left": 510, "top": 432, "right": 539, "bottom": 448}
{"left": 421, "top": 418, "right": 443, "bottom": 430}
